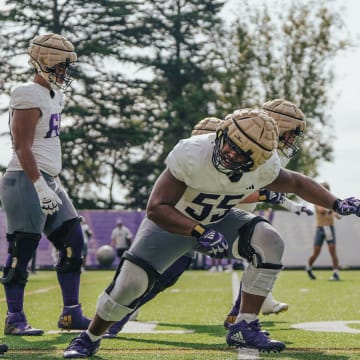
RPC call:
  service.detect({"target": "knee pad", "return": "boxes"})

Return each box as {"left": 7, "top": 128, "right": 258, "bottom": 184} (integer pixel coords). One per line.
{"left": 1, "top": 232, "right": 40, "bottom": 286}
{"left": 237, "top": 217, "right": 283, "bottom": 270}
{"left": 48, "top": 218, "right": 83, "bottom": 273}
{"left": 241, "top": 264, "right": 279, "bottom": 297}
{"left": 96, "top": 291, "right": 133, "bottom": 322}
{"left": 153, "top": 255, "right": 192, "bottom": 293}
{"left": 105, "top": 251, "right": 160, "bottom": 309}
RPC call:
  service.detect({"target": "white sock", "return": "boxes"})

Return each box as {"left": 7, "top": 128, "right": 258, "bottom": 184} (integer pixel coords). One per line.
{"left": 86, "top": 330, "right": 102, "bottom": 342}
{"left": 236, "top": 313, "right": 257, "bottom": 324}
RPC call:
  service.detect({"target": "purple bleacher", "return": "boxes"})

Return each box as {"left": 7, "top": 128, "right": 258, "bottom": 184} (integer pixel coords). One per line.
{"left": 0, "top": 209, "right": 145, "bottom": 268}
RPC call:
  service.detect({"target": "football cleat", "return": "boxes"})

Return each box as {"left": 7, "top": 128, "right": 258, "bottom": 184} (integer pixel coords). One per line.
{"left": 330, "top": 272, "right": 340, "bottom": 281}
{"left": 4, "top": 311, "right": 44, "bottom": 336}
{"left": 226, "top": 319, "right": 285, "bottom": 352}
{"left": 224, "top": 309, "right": 238, "bottom": 329}
{"left": 58, "top": 304, "right": 91, "bottom": 330}
{"left": 63, "top": 331, "right": 100, "bottom": 358}
{"left": 0, "top": 344, "right": 8, "bottom": 355}
{"left": 262, "top": 300, "right": 289, "bottom": 316}
{"left": 306, "top": 269, "right": 316, "bottom": 280}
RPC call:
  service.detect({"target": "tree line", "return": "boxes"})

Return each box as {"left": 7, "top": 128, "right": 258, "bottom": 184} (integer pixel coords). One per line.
{"left": 0, "top": 0, "right": 350, "bottom": 209}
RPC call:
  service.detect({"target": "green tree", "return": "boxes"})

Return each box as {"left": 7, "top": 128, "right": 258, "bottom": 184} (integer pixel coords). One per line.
{"left": 0, "top": 0, "right": 151, "bottom": 209}
{"left": 119, "top": 0, "right": 225, "bottom": 208}
{"left": 213, "top": 0, "right": 350, "bottom": 176}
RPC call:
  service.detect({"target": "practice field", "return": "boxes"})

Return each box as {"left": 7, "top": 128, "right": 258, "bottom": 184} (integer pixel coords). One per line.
{"left": 1, "top": 269, "right": 360, "bottom": 359}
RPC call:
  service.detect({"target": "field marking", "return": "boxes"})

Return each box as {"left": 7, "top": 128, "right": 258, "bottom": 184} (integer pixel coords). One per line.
{"left": 232, "top": 271, "right": 240, "bottom": 303}
{"left": 293, "top": 320, "right": 360, "bottom": 333}
{"left": 48, "top": 320, "right": 194, "bottom": 335}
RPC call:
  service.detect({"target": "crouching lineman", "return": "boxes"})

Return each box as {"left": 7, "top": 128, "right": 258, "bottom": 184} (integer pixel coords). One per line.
{"left": 224, "top": 98, "right": 313, "bottom": 327}
{"left": 100, "top": 99, "right": 312, "bottom": 339}
{"left": 64, "top": 108, "right": 360, "bottom": 357}
{"left": 0, "top": 33, "right": 90, "bottom": 335}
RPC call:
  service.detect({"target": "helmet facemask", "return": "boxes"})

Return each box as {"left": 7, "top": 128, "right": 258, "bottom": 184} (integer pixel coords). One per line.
{"left": 212, "top": 129, "right": 254, "bottom": 182}
{"left": 39, "top": 59, "right": 77, "bottom": 90}
{"left": 28, "top": 33, "right": 77, "bottom": 90}
{"left": 278, "top": 126, "right": 304, "bottom": 158}
{"left": 262, "top": 98, "right": 305, "bottom": 159}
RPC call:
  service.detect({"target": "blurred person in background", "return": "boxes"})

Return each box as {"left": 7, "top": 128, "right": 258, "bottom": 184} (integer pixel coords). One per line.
{"left": 306, "top": 181, "right": 342, "bottom": 281}
{"left": 80, "top": 216, "right": 93, "bottom": 272}
{"left": 110, "top": 218, "right": 133, "bottom": 262}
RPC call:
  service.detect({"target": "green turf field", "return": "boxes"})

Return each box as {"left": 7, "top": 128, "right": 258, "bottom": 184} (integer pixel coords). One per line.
{"left": 1, "top": 269, "right": 360, "bottom": 359}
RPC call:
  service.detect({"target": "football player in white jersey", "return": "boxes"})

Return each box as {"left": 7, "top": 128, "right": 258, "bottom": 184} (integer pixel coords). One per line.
{"left": 64, "top": 108, "right": 360, "bottom": 357}
{"left": 100, "top": 99, "right": 312, "bottom": 339}
{"left": 224, "top": 99, "right": 312, "bottom": 327}
{"left": 0, "top": 33, "right": 90, "bottom": 335}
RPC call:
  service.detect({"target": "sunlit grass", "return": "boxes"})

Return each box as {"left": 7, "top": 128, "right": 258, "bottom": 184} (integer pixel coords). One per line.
{"left": 1, "top": 269, "right": 360, "bottom": 359}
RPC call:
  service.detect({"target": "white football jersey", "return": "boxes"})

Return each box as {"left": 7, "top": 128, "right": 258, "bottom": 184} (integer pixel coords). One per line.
{"left": 165, "top": 133, "right": 281, "bottom": 225}
{"left": 7, "top": 82, "right": 64, "bottom": 176}
{"left": 237, "top": 152, "right": 290, "bottom": 213}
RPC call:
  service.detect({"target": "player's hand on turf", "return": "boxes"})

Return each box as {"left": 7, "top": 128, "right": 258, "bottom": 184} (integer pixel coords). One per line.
{"left": 333, "top": 197, "right": 360, "bottom": 216}
{"left": 258, "top": 189, "right": 286, "bottom": 205}
{"left": 34, "top": 176, "right": 62, "bottom": 215}
{"left": 193, "top": 226, "right": 228, "bottom": 259}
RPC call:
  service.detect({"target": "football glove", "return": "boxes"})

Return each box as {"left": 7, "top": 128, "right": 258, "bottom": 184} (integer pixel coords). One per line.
{"left": 192, "top": 225, "right": 228, "bottom": 259}
{"left": 258, "top": 189, "right": 286, "bottom": 205}
{"left": 333, "top": 197, "right": 360, "bottom": 216}
{"left": 282, "top": 198, "right": 314, "bottom": 215}
{"left": 34, "top": 176, "right": 62, "bottom": 215}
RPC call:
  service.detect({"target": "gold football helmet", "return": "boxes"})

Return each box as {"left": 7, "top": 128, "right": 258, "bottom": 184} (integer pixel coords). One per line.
{"left": 191, "top": 117, "right": 223, "bottom": 136}
{"left": 212, "top": 108, "right": 278, "bottom": 181}
{"left": 262, "top": 99, "right": 305, "bottom": 158}
{"left": 28, "top": 33, "right": 77, "bottom": 89}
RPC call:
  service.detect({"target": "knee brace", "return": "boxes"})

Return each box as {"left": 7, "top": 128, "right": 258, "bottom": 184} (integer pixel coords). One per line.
{"left": 240, "top": 219, "right": 284, "bottom": 297}
{"left": 237, "top": 216, "right": 283, "bottom": 270}
{"left": 96, "top": 291, "right": 133, "bottom": 322}
{"left": 1, "top": 232, "right": 40, "bottom": 286}
{"left": 48, "top": 218, "right": 83, "bottom": 274}
{"left": 105, "top": 251, "right": 160, "bottom": 309}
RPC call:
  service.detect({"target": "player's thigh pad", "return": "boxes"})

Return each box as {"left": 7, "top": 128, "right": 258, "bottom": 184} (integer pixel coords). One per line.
{"left": 129, "top": 217, "right": 196, "bottom": 273}
{"left": 0, "top": 171, "right": 45, "bottom": 233}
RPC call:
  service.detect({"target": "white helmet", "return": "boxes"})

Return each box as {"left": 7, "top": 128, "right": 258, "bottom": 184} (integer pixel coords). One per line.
{"left": 213, "top": 108, "right": 278, "bottom": 181}
{"left": 191, "top": 117, "right": 223, "bottom": 136}
{"left": 28, "top": 33, "right": 77, "bottom": 89}
{"left": 262, "top": 99, "right": 305, "bottom": 158}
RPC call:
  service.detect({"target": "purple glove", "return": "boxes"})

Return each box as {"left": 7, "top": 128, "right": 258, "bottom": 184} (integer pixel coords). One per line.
{"left": 193, "top": 226, "right": 228, "bottom": 259}
{"left": 333, "top": 197, "right": 360, "bottom": 216}
{"left": 258, "top": 189, "right": 286, "bottom": 205}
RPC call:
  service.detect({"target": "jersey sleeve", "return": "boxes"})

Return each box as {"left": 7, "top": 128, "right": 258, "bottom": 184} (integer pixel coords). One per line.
{"left": 165, "top": 139, "right": 194, "bottom": 182}
{"left": 10, "top": 86, "right": 42, "bottom": 109}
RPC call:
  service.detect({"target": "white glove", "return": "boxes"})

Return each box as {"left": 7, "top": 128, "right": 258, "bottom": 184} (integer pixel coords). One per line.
{"left": 34, "top": 176, "right": 62, "bottom": 215}
{"left": 282, "top": 197, "right": 313, "bottom": 216}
